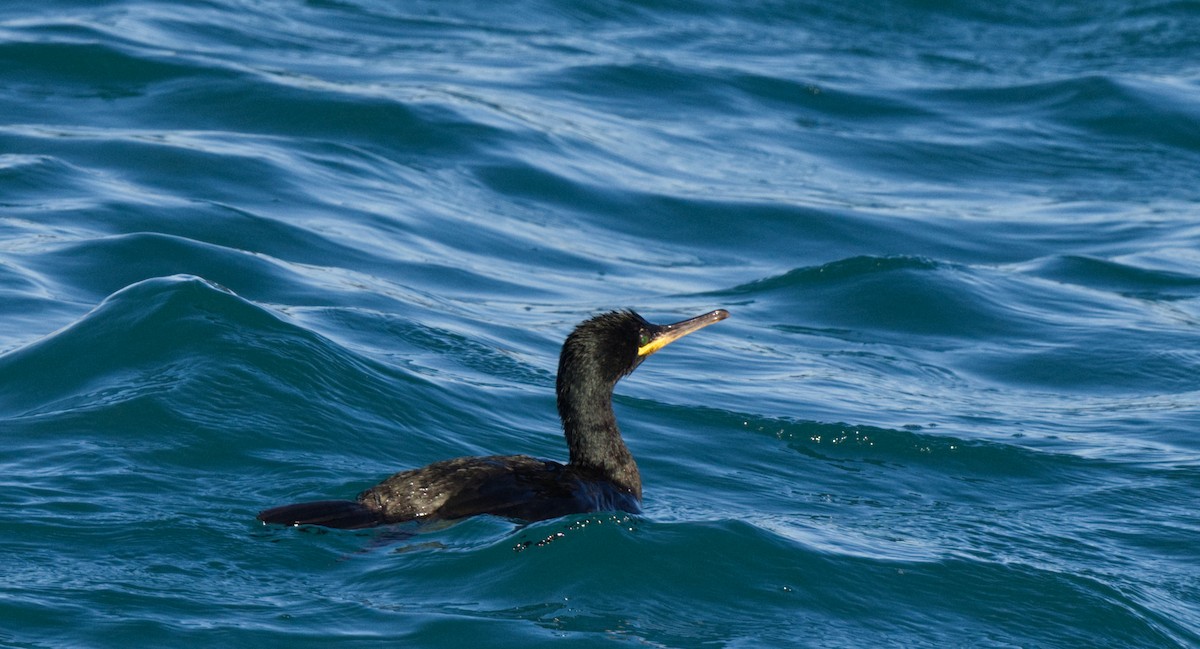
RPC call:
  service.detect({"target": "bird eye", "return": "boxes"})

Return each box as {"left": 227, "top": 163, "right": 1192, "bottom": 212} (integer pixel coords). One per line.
{"left": 639, "top": 332, "right": 650, "bottom": 346}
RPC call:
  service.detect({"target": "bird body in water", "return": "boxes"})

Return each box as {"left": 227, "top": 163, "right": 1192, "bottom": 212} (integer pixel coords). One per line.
{"left": 257, "top": 308, "right": 729, "bottom": 529}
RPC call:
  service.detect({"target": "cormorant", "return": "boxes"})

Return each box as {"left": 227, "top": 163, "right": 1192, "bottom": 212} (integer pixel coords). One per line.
{"left": 257, "top": 308, "right": 729, "bottom": 529}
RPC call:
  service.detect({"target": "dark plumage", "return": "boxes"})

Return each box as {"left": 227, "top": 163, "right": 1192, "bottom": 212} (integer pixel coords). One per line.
{"left": 257, "top": 308, "right": 729, "bottom": 529}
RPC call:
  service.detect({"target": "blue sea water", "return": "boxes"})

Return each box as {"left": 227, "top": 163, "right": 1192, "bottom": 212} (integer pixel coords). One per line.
{"left": 2, "top": 0, "right": 1199, "bottom": 646}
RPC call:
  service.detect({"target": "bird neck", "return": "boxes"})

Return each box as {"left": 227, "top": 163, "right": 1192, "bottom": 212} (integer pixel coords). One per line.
{"left": 556, "top": 377, "right": 642, "bottom": 500}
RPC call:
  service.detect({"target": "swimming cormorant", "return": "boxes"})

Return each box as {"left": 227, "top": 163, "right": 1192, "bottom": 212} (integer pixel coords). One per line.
{"left": 257, "top": 308, "right": 729, "bottom": 528}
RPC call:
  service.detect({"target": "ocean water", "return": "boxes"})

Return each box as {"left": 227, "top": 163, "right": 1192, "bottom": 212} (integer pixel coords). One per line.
{"left": 2, "top": 0, "right": 1199, "bottom": 646}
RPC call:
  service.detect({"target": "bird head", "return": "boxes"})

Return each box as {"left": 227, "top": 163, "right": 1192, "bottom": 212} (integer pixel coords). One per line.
{"left": 559, "top": 309, "right": 730, "bottom": 386}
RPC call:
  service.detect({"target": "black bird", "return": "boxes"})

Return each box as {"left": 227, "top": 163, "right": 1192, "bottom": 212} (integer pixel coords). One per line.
{"left": 257, "top": 308, "right": 729, "bottom": 529}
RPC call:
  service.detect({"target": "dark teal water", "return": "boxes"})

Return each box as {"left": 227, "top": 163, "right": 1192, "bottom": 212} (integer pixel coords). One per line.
{"left": 3, "top": 1, "right": 1199, "bottom": 647}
